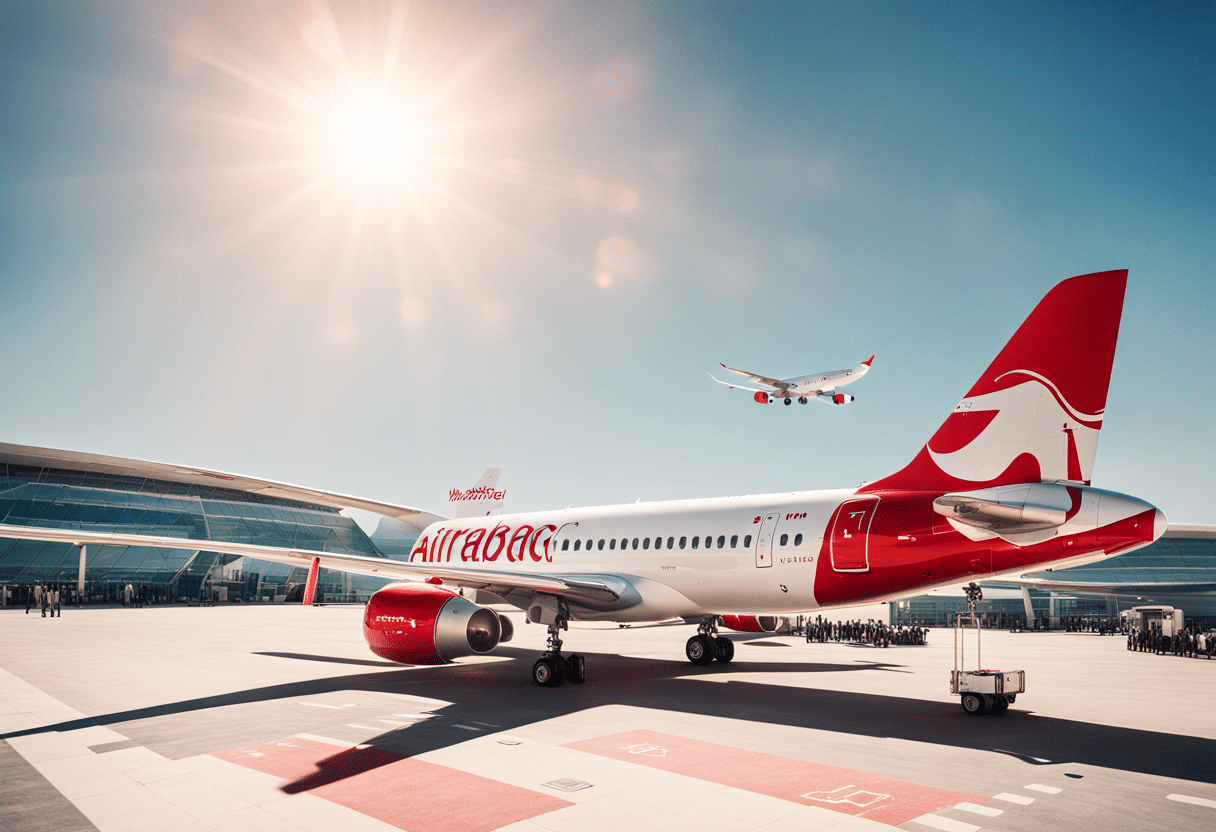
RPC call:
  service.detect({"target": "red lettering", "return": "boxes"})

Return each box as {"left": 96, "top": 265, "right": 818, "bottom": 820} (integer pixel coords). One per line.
{"left": 507, "top": 525, "right": 534, "bottom": 562}
{"left": 409, "top": 535, "right": 429, "bottom": 563}
{"left": 461, "top": 528, "right": 486, "bottom": 562}
{"left": 530, "top": 525, "right": 557, "bottom": 562}
{"left": 429, "top": 530, "right": 449, "bottom": 563}
{"left": 446, "top": 529, "right": 467, "bottom": 562}
{"left": 482, "top": 523, "right": 510, "bottom": 562}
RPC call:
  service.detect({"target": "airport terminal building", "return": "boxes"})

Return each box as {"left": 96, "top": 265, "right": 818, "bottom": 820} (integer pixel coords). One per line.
{"left": 1, "top": 443, "right": 1213, "bottom": 624}
{"left": 0, "top": 444, "right": 437, "bottom": 605}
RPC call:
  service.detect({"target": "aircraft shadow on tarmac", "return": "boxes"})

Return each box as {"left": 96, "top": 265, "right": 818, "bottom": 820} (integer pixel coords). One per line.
{"left": 4, "top": 647, "right": 1213, "bottom": 788}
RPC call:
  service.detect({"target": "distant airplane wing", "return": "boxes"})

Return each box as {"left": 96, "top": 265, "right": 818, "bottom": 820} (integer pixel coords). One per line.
{"left": 0, "top": 524, "right": 624, "bottom": 608}
{"left": 708, "top": 373, "right": 768, "bottom": 393}
{"left": 450, "top": 467, "right": 506, "bottom": 518}
{"left": 717, "top": 363, "right": 792, "bottom": 390}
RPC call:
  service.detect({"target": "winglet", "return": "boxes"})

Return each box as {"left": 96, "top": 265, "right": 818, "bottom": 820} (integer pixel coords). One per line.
{"left": 861, "top": 355, "right": 875, "bottom": 367}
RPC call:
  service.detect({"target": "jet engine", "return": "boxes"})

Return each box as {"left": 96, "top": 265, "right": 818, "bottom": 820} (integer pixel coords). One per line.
{"left": 753, "top": 391, "right": 772, "bottom": 404}
{"left": 818, "top": 392, "right": 854, "bottom": 405}
{"left": 363, "top": 581, "right": 512, "bottom": 665}
{"left": 720, "top": 614, "right": 780, "bottom": 633}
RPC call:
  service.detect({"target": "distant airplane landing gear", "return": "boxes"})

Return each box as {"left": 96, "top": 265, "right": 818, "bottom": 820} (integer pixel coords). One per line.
{"left": 798, "top": 397, "right": 808, "bottom": 405}
{"left": 686, "top": 617, "right": 733, "bottom": 665}
{"left": 783, "top": 398, "right": 792, "bottom": 406}
{"left": 532, "top": 613, "right": 586, "bottom": 687}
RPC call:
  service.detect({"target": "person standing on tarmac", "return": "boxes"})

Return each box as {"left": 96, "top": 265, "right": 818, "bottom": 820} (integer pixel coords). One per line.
{"left": 51, "top": 585, "right": 60, "bottom": 617}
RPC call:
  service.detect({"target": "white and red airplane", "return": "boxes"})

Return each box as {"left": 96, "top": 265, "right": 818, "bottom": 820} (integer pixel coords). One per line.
{"left": 710, "top": 355, "right": 874, "bottom": 405}
{"left": 0, "top": 270, "right": 1165, "bottom": 689}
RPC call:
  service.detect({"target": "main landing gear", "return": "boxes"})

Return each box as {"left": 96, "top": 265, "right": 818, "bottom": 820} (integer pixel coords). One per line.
{"left": 798, "top": 396, "right": 808, "bottom": 405}
{"left": 531, "top": 612, "right": 586, "bottom": 687}
{"left": 783, "top": 398, "right": 792, "bottom": 406}
{"left": 686, "top": 617, "right": 734, "bottom": 666}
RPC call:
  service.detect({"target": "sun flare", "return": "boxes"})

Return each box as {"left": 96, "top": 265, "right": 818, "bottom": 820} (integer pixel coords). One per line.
{"left": 335, "top": 100, "right": 428, "bottom": 178}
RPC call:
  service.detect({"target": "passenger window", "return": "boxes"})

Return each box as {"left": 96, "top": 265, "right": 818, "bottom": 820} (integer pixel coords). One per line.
{"left": 574, "top": 540, "right": 581, "bottom": 551}
{"left": 794, "top": 533, "right": 803, "bottom": 546}
{"left": 705, "top": 535, "right": 713, "bottom": 549}
{"left": 586, "top": 539, "right": 592, "bottom": 550}
{"left": 632, "top": 538, "right": 639, "bottom": 549}
{"left": 692, "top": 536, "right": 699, "bottom": 549}
{"left": 779, "top": 533, "right": 788, "bottom": 546}
{"left": 717, "top": 535, "right": 725, "bottom": 548}
{"left": 562, "top": 540, "right": 569, "bottom": 551}
{"left": 622, "top": 538, "right": 628, "bottom": 550}
{"left": 744, "top": 535, "right": 752, "bottom": 547}
{"left": 610, "top": 538, "right": 616, "bottom": 550}
{"left": 679, "top": 536, "right": 687, "bottom": 549}
{"left": 643, "top": 537, "right": 650, "bottom": 550}
{"left": 598, "top": 539, "right": 605, "bottom": 550}
{"left": 730, "top": 535, "right": 738, "bottom": 548}
{"left": 667, "top": 537, "right": 674, "bottom": 549}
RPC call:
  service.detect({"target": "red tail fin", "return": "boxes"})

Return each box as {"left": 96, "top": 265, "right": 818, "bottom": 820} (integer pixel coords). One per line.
{"left": 862, "top": 270, "right": 1128, "bottom": 493}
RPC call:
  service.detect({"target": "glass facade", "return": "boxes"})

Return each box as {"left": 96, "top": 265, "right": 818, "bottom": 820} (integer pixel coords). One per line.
{"left": 0, "top": 464, "right": 412, "bottom": 604}
{"left": 890, "top": 532, "right": 1216, "bottom": 628}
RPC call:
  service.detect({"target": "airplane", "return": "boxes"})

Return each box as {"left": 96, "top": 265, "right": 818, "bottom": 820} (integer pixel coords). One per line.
{"left": 710, "top": 355, "right": 874, "bottom": 405}
{"left": 0, "top": 269, "right": 1166, "bottom": 691}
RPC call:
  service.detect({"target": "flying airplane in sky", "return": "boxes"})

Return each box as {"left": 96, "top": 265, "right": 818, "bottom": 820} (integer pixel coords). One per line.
{"left": 710, "top": 356, "right": 874, "bottom": 405}
{"left": 0, "top": 270, "right": 1165, "bottom": 690}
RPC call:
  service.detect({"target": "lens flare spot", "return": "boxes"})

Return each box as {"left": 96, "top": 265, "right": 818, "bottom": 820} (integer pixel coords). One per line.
{"left": 595, "top": 272, "right": 613, "bottom": 289}
{"left": 597, "top": 236, "right": 638, "bottom": 276}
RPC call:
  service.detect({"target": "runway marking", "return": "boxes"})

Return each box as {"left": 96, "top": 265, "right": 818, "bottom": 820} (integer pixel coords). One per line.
{"left": 908, "top": 813, "right": 980, "bottom": 832}
{"left": 293, "top": 733, "right": 350, "bottom": 747}
{"left": 299, "top": 702, "right": 359, "bottom": 709}
{"left": 954, "top": 802, "right": 1003, "bottom": 817}
{"left": 346, "top": 724, "right": 379, "bottom": 730}
{"left": 994, "top": 792, "right": 1035, "bottom": 805}
{"left": 565, "top": 730, "right": 982, "bottom": 826}
{"left": 1168, "top": 794, "right": 1216, "bottom": 809}
{"left": 215, "top": 737, "right": 571, "bottom": 832}
{"left": 1025, "top": 783, "right": 1062, "bottom": 794}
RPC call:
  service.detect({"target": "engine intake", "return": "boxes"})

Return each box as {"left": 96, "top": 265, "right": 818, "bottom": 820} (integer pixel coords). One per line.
{"left": 363, "top": 582, "right": 507, "bottom": 665}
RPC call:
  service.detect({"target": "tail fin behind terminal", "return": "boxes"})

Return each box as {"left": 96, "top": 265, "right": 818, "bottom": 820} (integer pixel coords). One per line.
{"left": 450, "top": 468, "right": 506, "bottom": 518}
{"left": 863, "top": 270, "right": 1128, "bottom": 493}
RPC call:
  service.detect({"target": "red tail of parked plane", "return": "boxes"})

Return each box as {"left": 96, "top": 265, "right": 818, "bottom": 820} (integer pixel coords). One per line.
{"left": 864, "top": 270, "right": 1127, "bottom": 493}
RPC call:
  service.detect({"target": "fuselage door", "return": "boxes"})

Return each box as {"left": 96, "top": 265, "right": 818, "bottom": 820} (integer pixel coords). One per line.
{"left": 830, "top": 497, "right": 880, "bottom": 573}
{"left": 755, "top": 512, "right": 780, "bottom": 568}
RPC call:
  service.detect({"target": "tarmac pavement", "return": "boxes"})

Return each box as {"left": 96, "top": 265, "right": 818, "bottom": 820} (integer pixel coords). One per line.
{"left": 1, "top": 604, "right": 1214, "bottom": 832}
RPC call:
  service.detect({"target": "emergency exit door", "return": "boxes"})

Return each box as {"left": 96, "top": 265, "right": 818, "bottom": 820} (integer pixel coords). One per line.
{"left": 755, "top": 513, "right": 780, "bottom": 568}
{"left": 829, "top": 497, "right": 879, "bottom": 573}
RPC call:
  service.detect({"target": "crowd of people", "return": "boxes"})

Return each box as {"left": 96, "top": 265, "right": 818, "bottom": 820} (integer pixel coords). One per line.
{"left": 801, "top": 617, "right": 929, "bottom": 647}
{"left": 1127, "top": 625, "right": 1215, "bottom": 658}
{"left": 18, "top": 583, "right": 64, "bottom": 617}
{"left": 5, "top": 582, "right": 153, "bottom": 614}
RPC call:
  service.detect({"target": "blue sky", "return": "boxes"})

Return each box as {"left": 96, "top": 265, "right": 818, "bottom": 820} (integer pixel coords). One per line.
{"left": 1, "top": 1, "right": 1212, "bottom": 523}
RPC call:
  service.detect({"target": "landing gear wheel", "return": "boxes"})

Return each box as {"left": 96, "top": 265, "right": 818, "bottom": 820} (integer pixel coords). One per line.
{"left": 532, "top": 656, "right": 565, "bottom": 687}
{"left": 686, "top": 634, "right": 715, "bottom": 665}
{"left": 567, "top": 654, "right": 586, "bottom": 684}
{"left": 714, "top": 636, "right": 734, "bottom": 663}
{"left": 783, "top": 398, "right": 792, "bottom": 406}
{"left": 989, "top": 696, "right": 1009, "bottom": 715}
{"left": 961, "top": 693, "right": 986, "bottom": 715}
{"left": 798, "top": 397, "right": 808, "bottom": 405}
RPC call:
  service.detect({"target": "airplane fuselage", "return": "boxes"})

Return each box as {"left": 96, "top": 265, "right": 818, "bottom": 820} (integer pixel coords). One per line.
{"left": 408, "top": 484, "right": 1162, "bottom": 622}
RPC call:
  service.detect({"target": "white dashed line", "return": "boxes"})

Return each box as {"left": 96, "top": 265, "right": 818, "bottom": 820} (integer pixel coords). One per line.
{"left": 1026, "top": 784, "right": 1062, "bottom": 794}
{"left": 293, "top": 733, "right": 351, "bottom": 747}
{"left": 907, "top": 813, "right": 980, "bottom": 832}
{"left": 994, "top": 792, "right": 1035, "bottom": 805}
{"left": 954, "top": 802, "right": 1004, "bottom": 817}
{"left": 1168, "top": 794, "right": 1216, "bottom": 809}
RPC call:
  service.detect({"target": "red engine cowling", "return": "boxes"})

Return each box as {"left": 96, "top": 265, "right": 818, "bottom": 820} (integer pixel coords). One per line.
{"left": 720, "top": 614, "right": 780, "bottom": 633}
{"left": 833, "top": 393, "right": 854, "bottom": 405}
{"left": 363, "top": 582, "right": 510, "bottom": 665}
{"left": 753, "top": 391, "right": 771, "bottom": 404}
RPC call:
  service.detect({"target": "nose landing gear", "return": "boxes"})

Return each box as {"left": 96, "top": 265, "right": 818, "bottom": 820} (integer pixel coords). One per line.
{"left": 531, "top": 611, "right": 586, "bottom": 687}
{"left": 686, "top": 617, "right": 734, "bottom": 666}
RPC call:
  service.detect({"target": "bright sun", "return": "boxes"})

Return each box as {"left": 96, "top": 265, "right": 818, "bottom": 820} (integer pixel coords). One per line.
{"left": 335, "top": 100, "right": 429, "bottom": 180}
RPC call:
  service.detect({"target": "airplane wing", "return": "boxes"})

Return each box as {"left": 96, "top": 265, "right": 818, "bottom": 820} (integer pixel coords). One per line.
{"left": 708, "top": 373, "right": 769, "bottom": 393}
{"left": 717, "top": 363, "right": 792, "bottom": 390}
{"left": 0, "top": 524, "right": 623, "bottom": 608}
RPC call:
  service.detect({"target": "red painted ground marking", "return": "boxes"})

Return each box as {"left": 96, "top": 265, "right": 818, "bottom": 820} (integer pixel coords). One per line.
{"left": 215, "top": 738, "right": 570, "bottom": 832}
{"left": 565, "top": 729, "right": 984, "bottom": 826}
